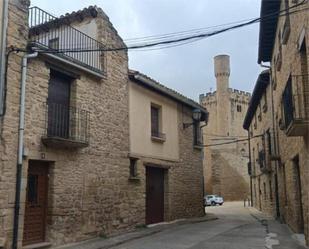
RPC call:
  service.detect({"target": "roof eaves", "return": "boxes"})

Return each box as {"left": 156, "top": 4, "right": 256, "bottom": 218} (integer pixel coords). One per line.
{"left": 258, "top": 0, "right": 281, "bottom": 63}
{"left": 243, "top": 70, "right": 270, "bottom": 130}
{"left": 129, "top": 70, "right": 208, "bottom": 117}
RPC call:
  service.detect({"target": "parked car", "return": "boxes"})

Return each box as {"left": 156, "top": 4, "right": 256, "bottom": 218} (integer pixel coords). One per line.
{"left": 204, "top": 195, "right": 224, "bottom": 206}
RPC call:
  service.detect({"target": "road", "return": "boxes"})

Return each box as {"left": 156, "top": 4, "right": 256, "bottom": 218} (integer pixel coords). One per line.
{"left": 110, "top": 202, "right": 307, "bottom": 249}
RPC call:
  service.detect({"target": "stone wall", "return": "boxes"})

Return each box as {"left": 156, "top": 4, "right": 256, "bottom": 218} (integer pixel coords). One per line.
{"left": 269, "top": 0, "right": 309, "bottom": 244}
{"left": 0, "top": 0, "right": 30, "bottom": 248}
{"left": 0, "top": 4, "right": 205, "bottom": 249}
{"left": 200, "top": 57, "right": 251, "bottom": 200}
{"left": 247, "top": 81, "right": 277, "bottom": 217}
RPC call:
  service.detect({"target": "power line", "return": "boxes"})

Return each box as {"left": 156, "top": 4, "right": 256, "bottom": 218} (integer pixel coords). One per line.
{"left": 203, "top": 134, "right": 264, "bottom": 147}
{"left": 31, "top": 1, "right": 307, "bottom": 53}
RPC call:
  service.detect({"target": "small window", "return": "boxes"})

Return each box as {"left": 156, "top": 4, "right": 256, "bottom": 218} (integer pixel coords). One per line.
{"left": 48, "top": 38, "right": 59, "bottom": 50}
{"left": 193, "top": 121, "right": 202, "bottom": 146}
{"left": 129, "top": 158, "right": 138, "bottom": 178}
{"left": 151, "top": 105, "right": 161, "bottom": 137}
{"left": 27, "top": 174, "right": 38, "bottom": 204}
{"left": 237, "top": 105, "right": 242, "bottom": 112}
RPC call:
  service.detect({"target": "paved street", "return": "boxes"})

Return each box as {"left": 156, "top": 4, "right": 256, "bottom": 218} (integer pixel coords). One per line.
{"left": 109, "top": 202, "right": 307, "bottom": 249}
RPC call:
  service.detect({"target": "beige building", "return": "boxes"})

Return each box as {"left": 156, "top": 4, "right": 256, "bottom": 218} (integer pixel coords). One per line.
{"left": 245, "top": 0, "right": 309, "bottom": 245}
{"left": 128, "top": 70, "right": 207, "bottom": 224}
{"left": 0, "top": 2, "right": 207, "bottom": 249}
{"left": 199, "top": 55, "right": 251, "bottom": 201}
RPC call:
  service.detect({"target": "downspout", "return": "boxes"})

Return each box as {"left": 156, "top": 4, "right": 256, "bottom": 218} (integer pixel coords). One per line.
{"left": 269, "top": 67, "right": 281, "bottom": 219}
{"left": 247, "top": 130, "right": 253, "bottom": 207}
{"left": 12, "top": 51, "right": 38, "bottom": 249}
{"left": 0, "top": 0, "right": 9, "bottom": 115}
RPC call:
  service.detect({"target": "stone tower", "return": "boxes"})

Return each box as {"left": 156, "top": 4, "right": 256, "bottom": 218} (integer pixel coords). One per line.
{"left": 214, "top": 55, "right": 230, "bottom": 136}
{"left": 199, "top": 55, "right": 251, "bottom": 201}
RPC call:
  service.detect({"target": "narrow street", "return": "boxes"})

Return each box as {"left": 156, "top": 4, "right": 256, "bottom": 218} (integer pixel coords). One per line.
{"left": 110, "top": 202, "right": 307, "bottom": 249}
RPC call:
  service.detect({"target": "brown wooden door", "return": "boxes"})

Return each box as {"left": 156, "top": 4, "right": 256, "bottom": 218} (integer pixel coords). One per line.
{"left": 146, "top": 167, "right": 164, "bottom": 224}
{"left": 23, "top": 161, "right": 49, "bottom": 246}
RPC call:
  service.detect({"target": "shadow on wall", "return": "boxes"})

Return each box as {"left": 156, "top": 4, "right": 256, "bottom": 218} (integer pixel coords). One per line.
{"left": 211, "top": 152, "right": 249, "bottom": 201}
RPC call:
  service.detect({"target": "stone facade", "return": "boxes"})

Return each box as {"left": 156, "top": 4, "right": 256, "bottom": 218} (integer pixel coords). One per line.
{"left": 243, "top": 70, "right": 278, "bottom": 218}
{"left": 0, "top": 2, "right": 206, "bottom": 248}
{"left": 200, "top": 55, "right": 251, "bottom": 201}
{"left": 247, "top": 0, "right": 309, "bottom": 245}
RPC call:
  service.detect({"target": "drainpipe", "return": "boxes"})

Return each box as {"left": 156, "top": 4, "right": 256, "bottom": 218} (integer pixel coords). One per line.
{"left": 247, "top": 130, "right": 253, "bottom": 207}
{"left": 12, "top": 51, "right": 38, "bottom": 249}
{"left": 269, "top": 67, "right": 281, "bottom": 219}
{"left": 0, "top": 0, "right": 9, "bottom": 115}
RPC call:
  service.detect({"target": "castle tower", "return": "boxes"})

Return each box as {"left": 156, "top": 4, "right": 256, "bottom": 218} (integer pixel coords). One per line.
{"left": 214, "top": 55, "right": 230, "bottom": 136}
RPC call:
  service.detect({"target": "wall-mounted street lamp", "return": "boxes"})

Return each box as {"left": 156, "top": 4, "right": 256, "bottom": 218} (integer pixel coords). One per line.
{"left": 183, "top": 109, "right": 202, "bottom": 129}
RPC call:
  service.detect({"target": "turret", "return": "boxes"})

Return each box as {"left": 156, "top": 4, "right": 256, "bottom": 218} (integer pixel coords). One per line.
{"left": 214, "top": 55, "right": 230, "bottom": 135}
{"left": 214, "top": 54, "right": 230, "bottom": 93}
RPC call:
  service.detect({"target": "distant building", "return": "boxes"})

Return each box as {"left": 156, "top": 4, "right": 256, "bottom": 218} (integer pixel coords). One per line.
{"left": 200, "top": 55, "right": 251, "bottom": 201}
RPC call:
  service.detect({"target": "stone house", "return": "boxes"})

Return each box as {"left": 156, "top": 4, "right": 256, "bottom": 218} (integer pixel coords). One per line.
{"left": 246, "top": 0, "right": 309, "bottom": 245}
{"left": 243, "top": 70, "right": 278, "bottom": 217}
{"left": 128, "top": 70, "right": 207, "bottom": 224}
{"left": 0, "top": 1, "right": 207, "bottom": 249}
{"left": 199, "top": 55, "right": 251, "bottom": 201}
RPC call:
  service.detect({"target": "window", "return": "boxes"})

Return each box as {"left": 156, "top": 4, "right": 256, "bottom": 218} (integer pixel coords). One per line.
{"left": 237, "top": 105, "right": 242, "bottom": 112}
{"left": 269, "top": 179, "right": 273, "bottom": 200}
{"left": 266, "top": 129, "right": 272, "bottom": 155}
{"left": 27, "top": 175, "right": 38, "bottom": 204}
{"left": 129, "top": 158, "right": 138, "bottom": 178}
{"left": 151, "top": 104, "right": 166, "bottom": 142}
{"left": 151, "top": 105, "right": 160, "bottom": 137}
{"left": 263, "top": 182, "right": 267, "bottom": 200}
{"left": 193, "top": 121, "right": 202, "bottom": 146}
{"left": 48, "top": 38, "right": 59, "bottom": 50}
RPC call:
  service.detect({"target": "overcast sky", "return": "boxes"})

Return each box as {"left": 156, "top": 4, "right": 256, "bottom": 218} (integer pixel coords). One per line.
{"left": 31, "top": 0, "right": 263, "bottom": 101}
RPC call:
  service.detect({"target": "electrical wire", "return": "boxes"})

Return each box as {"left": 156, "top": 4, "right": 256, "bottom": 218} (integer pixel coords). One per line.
{"left": 203, "top": 134, "right": 264, "bottom": 147}
{"left": 31, "top": 0, "right": 307, "bottom": 54}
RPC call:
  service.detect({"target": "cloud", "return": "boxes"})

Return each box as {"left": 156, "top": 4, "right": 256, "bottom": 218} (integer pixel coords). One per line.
{"left": 30, "top": 0, "right": 262, "bottom": 100}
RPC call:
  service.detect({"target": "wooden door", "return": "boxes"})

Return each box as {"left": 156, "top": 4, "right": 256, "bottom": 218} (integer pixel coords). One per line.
{"left": 146, "top": 167, "right": 164, "bottom": 224}
{"left": 23, "top": 161, "right": 49, "bottom": 246}
{"left": 47, "top": 70, "right": 71, "bottom": 138}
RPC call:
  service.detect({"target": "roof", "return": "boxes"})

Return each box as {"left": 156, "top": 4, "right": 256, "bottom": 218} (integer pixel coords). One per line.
{"left": 243, "top": 70, "right": 270, "bottom": 130}
{"left": 258, "top": 0, "right": 281, "bottom": 63}
{"left": 129, "top": 70, "right": 209, "bottom": 122}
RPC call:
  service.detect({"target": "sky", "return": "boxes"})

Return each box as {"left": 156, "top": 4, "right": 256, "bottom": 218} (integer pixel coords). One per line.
{"left": 30, "top": 0, "right": 263, "bottom": 101}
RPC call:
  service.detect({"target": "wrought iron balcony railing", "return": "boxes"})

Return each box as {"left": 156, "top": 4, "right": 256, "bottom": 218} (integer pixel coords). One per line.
{"left": 281, "top": 74, "right": 309, "bottom": 136}
{"left": 42, "top": 103, "right": 90, "bottom": 148}
{"left": 28, "top": 7, "right": 105, "bottom": 73}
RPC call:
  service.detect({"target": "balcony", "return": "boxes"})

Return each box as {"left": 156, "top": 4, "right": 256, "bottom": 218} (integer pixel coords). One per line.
{"left": 28, "top": 7, "right": 105, "bottom": 75}
{"left": 281, "top": 75, "right": 309, "bottom": 136}
{"left": 258, "top": 150, "right": 270, "bottom": 173}
{"left": 42, "top": 103, "right": 90, "bottom": 148}
{"left": 151, "top": 131, "right": 166, "bottom": 143}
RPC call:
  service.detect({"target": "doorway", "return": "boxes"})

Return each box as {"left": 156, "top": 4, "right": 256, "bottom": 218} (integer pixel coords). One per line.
{"left": 293, "top": 156, "right": 304, "bottom": 233}
{"left": 23, "top": 161, "right": 49, "bottom": 246}
{"left": 146, "top": 167, "right": 165, "bottom": 224}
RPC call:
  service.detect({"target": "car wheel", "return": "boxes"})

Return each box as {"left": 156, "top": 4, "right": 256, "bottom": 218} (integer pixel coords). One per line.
{"left": 219, "top": 203, "right": 223, "bottom": 206}
{"left": 211, "top": 201, "right": 216, "bottom": 206}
